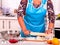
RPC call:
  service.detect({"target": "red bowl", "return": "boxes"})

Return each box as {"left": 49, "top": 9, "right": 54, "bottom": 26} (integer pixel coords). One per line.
{"left": 9, "top": 39, "right": 18, "bottom": 43}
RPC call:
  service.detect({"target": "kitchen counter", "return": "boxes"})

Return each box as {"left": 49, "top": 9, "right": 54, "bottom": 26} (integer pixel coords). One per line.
{"left": 0, "top": 39, "right": 51, "bottom": 45}
{"left": 19, "top": 33, "right": 54, "bottom": 45}
{"left": 0, "top": 33, "right": 53, "bottom": 45}
{"left": 20, "top": 41, "right": 49, "bottom": 45}
{"left": 0, "top": 15, "right": 17, "bottom": 20}
{"left": 0, "top": 41, "right": 50, "bottom": 45}
{"left": 0, "top": 32, "right": 54, "bottom": 45}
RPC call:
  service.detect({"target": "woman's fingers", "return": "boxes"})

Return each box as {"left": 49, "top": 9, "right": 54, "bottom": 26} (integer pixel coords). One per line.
{"left": 23, "top": 30, "right": 30, "bottom": 36}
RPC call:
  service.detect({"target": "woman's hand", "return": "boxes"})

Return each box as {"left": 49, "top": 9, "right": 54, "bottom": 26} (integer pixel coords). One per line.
{"left": 23, "top": 29, "right": 30, "bottom": 36}
{"left": 45, "top": 29, "right": 52, "bottom": 34}
{"left": 45, "top": 23, "right": 54, "bottom": 34}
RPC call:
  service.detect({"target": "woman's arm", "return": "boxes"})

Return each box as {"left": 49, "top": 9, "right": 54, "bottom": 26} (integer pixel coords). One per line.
{"left": 18, "top": 16, "right": 30, "bottom": 35}
{"left": 17, "top": 0, "right": 30, "bottom": 35}
{"left": 46, "top": 0, "right": 55, "bottom": 34}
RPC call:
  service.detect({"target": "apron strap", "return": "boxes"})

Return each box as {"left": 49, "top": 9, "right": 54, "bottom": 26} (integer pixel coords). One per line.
{"left": 42, "top": 0, "right": 47, "bottom": 4}
{"left": 28, "top": 0, "right": 32, "bottom": 4}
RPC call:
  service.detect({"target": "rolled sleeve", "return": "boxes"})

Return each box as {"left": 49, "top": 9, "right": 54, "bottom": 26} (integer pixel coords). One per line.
{"left": 17, "top": 0, "right": 27, "bottom": 18}
{"left": 17, "top": 4, "right": 23, "bottom": 17}
{"left": 47, "top": 0, "right": 55, "bottom": 23}
{"left": 46, "top": 0, "right": 55, "bottom": 30}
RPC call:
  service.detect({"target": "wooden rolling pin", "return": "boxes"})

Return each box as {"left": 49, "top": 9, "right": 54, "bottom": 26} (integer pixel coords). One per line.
{"left": 30, "top": 32, "right": 48, "bottom": 36}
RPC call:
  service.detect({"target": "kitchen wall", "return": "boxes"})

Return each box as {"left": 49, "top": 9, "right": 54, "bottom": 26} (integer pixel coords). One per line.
{"left": 0, "top": 1, "right": 1, "bottom": 7}
{"left": 1, "top": 0, "right": 60, "bottom": 15}
{"left": 52, "top": 0, "right": 60, "bottom": 15}
{"left": 2, "top": 0, "right": 21, "bottom": 15}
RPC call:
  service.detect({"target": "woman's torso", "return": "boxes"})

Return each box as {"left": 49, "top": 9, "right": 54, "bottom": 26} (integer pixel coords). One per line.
{"left": 24, "top": 0, "right": 47, "bottom": 32}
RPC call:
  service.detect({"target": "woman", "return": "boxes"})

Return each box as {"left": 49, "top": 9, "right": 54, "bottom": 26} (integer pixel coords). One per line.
{"left": 17, "top": 0, "right": 55, "bottom": 37}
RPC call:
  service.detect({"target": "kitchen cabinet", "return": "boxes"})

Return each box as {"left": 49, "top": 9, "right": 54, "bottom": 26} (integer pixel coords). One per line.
{"left": 0, "top": 16, "right": 21, "bottom": 32}
{"left": 0, "top": 20, "right": 4, "bottom": 30}
{"left": 0, "top": 20, "right": 7, "bottom": 31}
{"left": 6, "top": 19, "right": 20, "bottom": 31}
